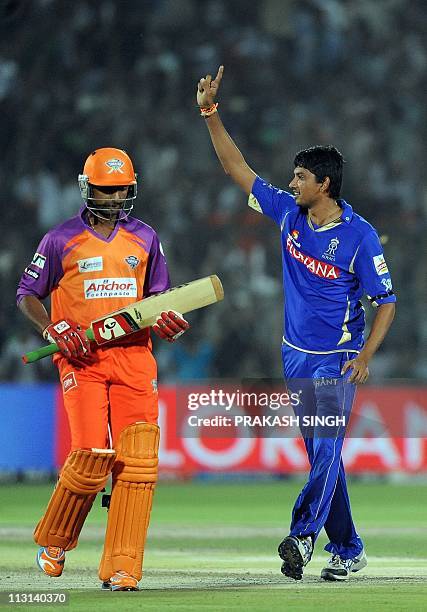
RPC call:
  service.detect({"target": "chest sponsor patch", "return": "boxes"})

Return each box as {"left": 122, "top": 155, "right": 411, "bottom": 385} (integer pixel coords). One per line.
{"left": 32, "top": 252, "right": 46, "bottom": 269}
{"left": 62, "top": 371, "right": 77, "bottom": 394}
{"left": 78, "top": 256, "right": 103, "bottom": 273}
{"left": 84, "top": 277, "right": 138, "bottom": 299}
{"left": 373, "top": 254, "right": 388, "bottom": 275}
{"left": 286, "top": 236, "right": 340, "bottom": 279}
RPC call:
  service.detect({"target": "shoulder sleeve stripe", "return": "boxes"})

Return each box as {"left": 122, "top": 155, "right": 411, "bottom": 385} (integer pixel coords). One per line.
{"left": 349, "top": 244, "right": 360, "bottom": 274}
{"left": 248, "top": 194, "right": 262, "bottom": 213}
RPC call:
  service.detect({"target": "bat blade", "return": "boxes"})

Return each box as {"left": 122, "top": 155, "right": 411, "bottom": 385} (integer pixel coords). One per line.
{"left": 91, "top": 274, "right": 223, "bottom": 345}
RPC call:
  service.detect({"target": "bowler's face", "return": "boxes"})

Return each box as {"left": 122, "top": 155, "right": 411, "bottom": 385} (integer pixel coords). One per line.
{"left": 289, "top": 167, "right": 322, "bottom": 207}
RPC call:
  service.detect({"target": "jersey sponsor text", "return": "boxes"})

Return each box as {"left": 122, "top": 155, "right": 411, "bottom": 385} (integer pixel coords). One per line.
{"left": 84, "top": 277, "right": 138, "bottom": 299}
{"left": 78, "top": 256, "right": 103, "bottom": 273}
{"left": 286, "top": 236, "right": 340, "bottom": 279}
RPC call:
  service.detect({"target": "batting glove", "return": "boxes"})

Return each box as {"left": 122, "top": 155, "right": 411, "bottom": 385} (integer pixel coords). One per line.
{"left": 43, "top": 319, "right": 91, "bottom": 359}
{"left": 152, "top": 310, "right": 190, "bottom": 342}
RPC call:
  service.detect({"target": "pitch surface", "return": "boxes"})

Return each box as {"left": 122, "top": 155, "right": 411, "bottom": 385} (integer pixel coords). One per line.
{"left": 1, "top": 481, "right": 426, "bottom": 610}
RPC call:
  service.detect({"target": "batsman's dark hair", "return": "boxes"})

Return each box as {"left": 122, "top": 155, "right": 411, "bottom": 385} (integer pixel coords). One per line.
{"left": 294, "top": 145, "right": 345, "bottom": 198}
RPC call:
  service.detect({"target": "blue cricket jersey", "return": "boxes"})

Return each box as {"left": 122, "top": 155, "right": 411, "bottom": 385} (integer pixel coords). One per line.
{"left": 249, "top": 176, "right": 396, "bottom": 354}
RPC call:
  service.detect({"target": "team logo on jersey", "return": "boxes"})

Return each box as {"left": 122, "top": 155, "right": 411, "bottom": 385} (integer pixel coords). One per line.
{"left": 62, "top": 372, "right": 77, "bottom": 394}
{"left": 84, "top": 277, "right": 137, "bottom": 299}
{"left": 151, "top": 379, "right": 158, "bottom": 393}
{"left": 125, "top": 255, "right": 140, "bottom": 269}
{"left": 32, "top": 252, "right": 46, "bottom": 269}
{"left": 322, "top": 237, "right": 340, "bottom": 261}
{"left": 381, "top": 277, "right": 392, "bottom": 291}
{"left": 105, "top": 158, "right": 124, "bottom": 173}
{"left": 373, "top": 254, "right": 388, "bottom": 275}
{"left": 78, "top": 256, "right": 103, "bottom": 273}
{"left": 286, "top": 236, "right": 340, "bottom": 279}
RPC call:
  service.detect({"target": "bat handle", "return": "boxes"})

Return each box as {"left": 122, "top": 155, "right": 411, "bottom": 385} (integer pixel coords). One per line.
{"left": 22, "top": 328, "right": 95, "bottom": 364}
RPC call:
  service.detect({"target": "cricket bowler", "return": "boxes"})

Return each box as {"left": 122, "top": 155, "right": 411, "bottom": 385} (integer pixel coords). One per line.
{"left": 16, "top": 148, "right": 190, "bottom": 590}
{"left": 197, "top": 66, "right": 396, "bottom": 581}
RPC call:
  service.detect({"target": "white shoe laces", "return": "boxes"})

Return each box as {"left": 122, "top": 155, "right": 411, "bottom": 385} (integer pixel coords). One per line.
{"left": 330, "top": 554, "right": 342, "bottom": 567}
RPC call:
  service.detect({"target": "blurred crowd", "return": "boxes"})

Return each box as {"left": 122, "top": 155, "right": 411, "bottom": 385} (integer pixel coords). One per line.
{"left": 1, "top": 0, "right": 426, "bottom": 383}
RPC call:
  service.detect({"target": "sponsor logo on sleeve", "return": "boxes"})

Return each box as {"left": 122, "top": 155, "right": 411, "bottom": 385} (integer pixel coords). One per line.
{"left": 32, "top": 252, "right": 46, "bottom": 269}
{"left": 24, "top": 267, "right": 39, "bottom": 279}
{"left": 78, "top": 256, "right": 103, "bottom": 273}
{"left": 373, "top": 254, "right": 389, "bottom": 275}
{"left": 62, "top": 371, "right": 77, "bottom": 393}
{"left": 84, "top": 277, "right": 138, "bottom": 299}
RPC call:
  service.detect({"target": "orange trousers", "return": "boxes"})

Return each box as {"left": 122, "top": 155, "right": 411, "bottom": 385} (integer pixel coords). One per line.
{"left": 57, "top": 345, "right": 158, "bottom": 449}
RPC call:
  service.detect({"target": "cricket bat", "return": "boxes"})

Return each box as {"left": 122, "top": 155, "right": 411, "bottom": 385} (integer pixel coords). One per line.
{"left": 22, "top": 275, "right": 224, "bottom": 364}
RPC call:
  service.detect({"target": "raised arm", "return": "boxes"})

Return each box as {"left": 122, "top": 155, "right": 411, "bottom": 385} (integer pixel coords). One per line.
{"left": 197, "top": 66, "right": 256, "bottom": 195}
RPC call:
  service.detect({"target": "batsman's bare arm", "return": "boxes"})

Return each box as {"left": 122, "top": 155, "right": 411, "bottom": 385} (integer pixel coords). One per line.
{"left": 197, "top": 66, "right": 256, "bottom": 195}
{"left": 18, "top": 295, "right": 52, "bottom": 335}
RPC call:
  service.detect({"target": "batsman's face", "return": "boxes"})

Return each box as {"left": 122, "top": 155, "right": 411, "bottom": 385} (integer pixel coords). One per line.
{"left": 91, "top": 185, "right": 129, "bottom": 207}
{"left": 289, "top": 167, "right": 324, "bottom": 207}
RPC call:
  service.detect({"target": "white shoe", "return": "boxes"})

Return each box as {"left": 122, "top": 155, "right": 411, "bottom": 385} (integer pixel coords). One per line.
{"left": 351, "top": 549, "right": 368, "bottom": 573}
{"left": 278, "top": 536, "right": 313, "bottom": 580}
{"left": 321, "top": 549, "right": 367, "bottom": 581}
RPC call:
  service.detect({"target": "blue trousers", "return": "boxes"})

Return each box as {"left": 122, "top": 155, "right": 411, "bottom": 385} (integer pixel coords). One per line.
{"left": 282, "top": 344, "right": 363, "bottom": 559}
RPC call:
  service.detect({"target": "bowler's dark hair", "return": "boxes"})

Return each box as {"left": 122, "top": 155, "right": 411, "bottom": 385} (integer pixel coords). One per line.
{"left": 294, "top": 145, "right": 345, "bottom": 198}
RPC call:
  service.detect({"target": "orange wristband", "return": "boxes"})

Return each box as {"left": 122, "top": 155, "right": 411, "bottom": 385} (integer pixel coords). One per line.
{"left": 200, "top": 103, "right": 218, "bottom": 117}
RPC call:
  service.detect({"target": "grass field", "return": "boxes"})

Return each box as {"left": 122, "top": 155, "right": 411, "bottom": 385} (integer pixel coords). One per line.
{"left": 0, "top": 480, "right": 426, "bottom": 611}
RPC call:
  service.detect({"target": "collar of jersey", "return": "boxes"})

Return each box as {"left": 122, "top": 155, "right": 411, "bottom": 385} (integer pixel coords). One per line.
{"left": 307, "top": 199, "right": 353, "bottom": 232}
{"left": 79, "top": 204, "right": 130, "bottom": 226}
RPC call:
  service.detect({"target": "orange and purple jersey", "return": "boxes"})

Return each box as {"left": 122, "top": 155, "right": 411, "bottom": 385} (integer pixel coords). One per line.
{"left": 17, "top": 206, "right": 170, "bottom": 348}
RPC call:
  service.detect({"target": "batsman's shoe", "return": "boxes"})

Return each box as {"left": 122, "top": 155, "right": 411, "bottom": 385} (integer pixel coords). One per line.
{"left": 278, "top": 535, "right": 313, "bottom": 581}
{"left": 101, "top": 571, "right": 139, "bottom": 591}
{"left": 321, "top": 549, "right": 367, "bottom": 581}
{"left": 36, "top": 546, "right": 65, "bottom": 577}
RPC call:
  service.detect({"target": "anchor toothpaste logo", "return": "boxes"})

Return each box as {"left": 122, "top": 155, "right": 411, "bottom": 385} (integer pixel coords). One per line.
{"left": 84, "top": 277, "right": 137, "bottom": 299}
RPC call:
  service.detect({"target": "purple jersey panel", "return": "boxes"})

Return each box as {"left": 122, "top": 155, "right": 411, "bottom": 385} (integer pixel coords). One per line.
{"left": 16, "top": 216, "right": 84, "bottom": 304}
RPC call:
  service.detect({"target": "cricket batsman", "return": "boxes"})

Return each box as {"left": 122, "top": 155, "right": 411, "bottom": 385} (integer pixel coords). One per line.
{"left": 196, "top": 67, "right": 396, "bottom": 581}
{"left": 16, "top": 148, "right": 190, "bottom": 591}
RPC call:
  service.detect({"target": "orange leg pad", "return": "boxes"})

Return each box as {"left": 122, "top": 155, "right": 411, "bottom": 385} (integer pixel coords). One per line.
{"left": 34, "top": 449, "right": 116, "bottom": 551}
{"left": 98, "top": 422, "right": 160, "bottom": 582}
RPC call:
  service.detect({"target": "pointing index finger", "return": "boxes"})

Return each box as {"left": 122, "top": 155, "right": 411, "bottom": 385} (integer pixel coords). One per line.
{"left": 213, "top": 65, "right": 224, "bottom": 85}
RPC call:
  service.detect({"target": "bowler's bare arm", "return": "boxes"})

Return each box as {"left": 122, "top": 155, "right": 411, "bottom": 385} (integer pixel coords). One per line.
{"left": 197, "top": 66, "right": 256, "bottom": 195}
